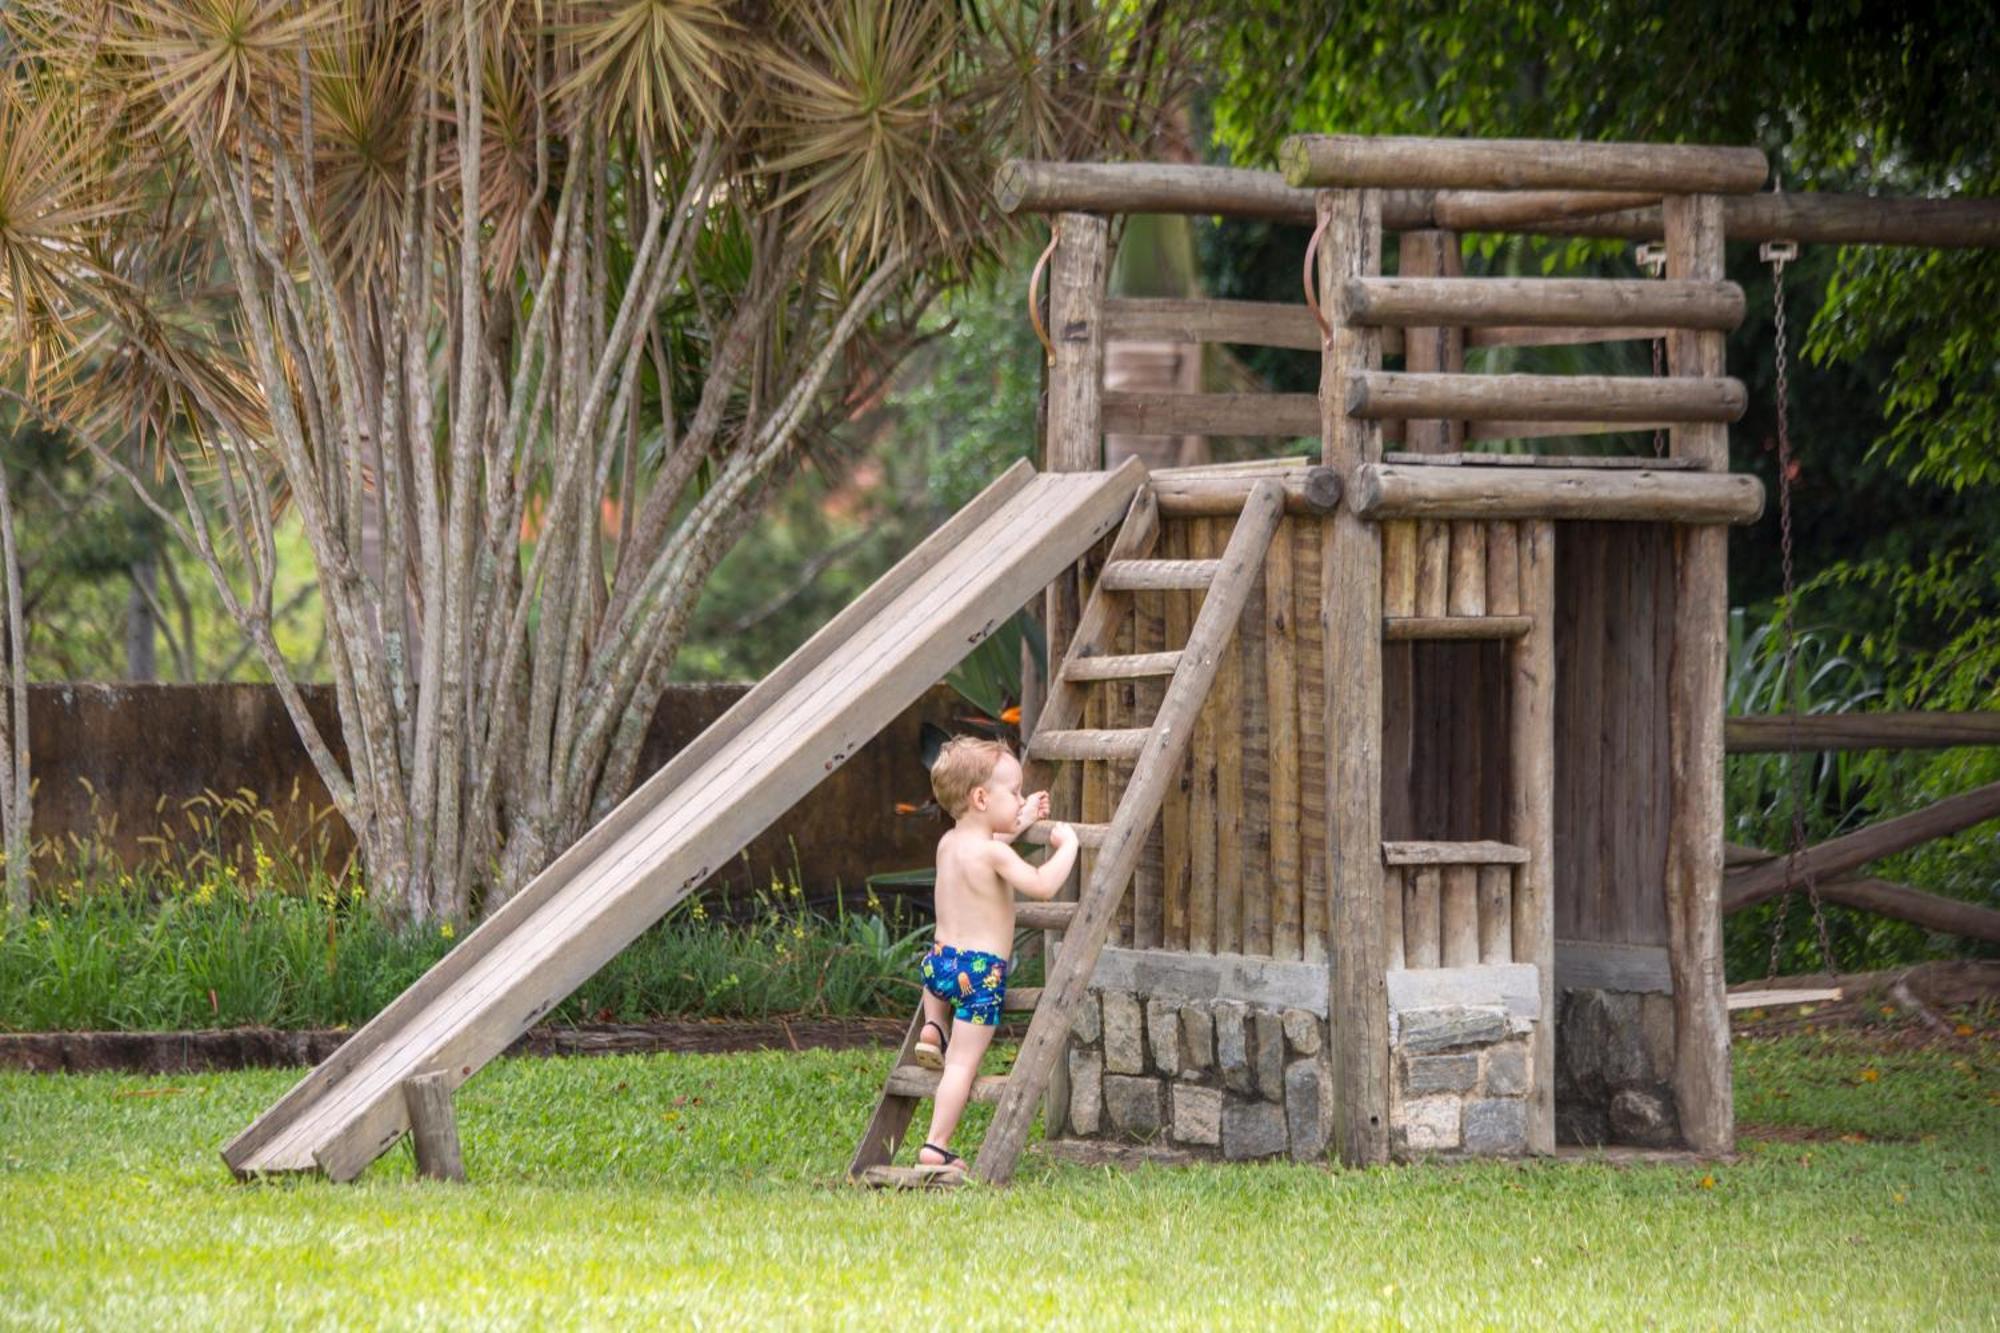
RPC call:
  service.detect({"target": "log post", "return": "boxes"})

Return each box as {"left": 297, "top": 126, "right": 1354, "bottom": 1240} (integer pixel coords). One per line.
{"left": 1509, "top": 519, "right": 1557, "bottom": 1153}
{"left": 1319, "top": 187, "right": 1390, "bottom": 1165}
{"left": 1038, "top": 211, "right": 1107, "bottom": 1138}
{"left": 402, "top": 1072, "right": 465, "bottom": 1182}
{"left": 1663, "top": 194, "right": 1735, "bottom": 1156}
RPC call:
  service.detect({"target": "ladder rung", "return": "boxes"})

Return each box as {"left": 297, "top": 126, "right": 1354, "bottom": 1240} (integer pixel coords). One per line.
{"left": 1100, "top": 558, "right": 1220, "bottom": 591}
{"left": 1063, "top": 650, "right": 1184, "bottom": 681}
{"left": 1003, "top": 987, "right": 1042, "bottom": 1012}
{"left": 1029, "top": 728, "right": 1150, "bottom": 761}
{"left": 1015, "top": 902, "right": 1077, "bottom": 931}
{"left": 884, "top": 1067, "right": 1010, "bottom": 1102}
{"left": 1021, "top": 820, "right": 1112, "bottom": 848}
{"left": 856, "top": 1164, "right": 966, "bottom": 1191}
{"left": 1383, "top": 614, "right": 1533, "bottom": 641}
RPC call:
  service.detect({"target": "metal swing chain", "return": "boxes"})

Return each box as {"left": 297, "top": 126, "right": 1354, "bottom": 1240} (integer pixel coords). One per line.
{"left": 1761, "top": 236, "right": 1842, "bottom": 983}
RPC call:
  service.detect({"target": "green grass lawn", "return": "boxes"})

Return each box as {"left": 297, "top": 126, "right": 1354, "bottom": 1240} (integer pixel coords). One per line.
{"left": 1, "top": 1028, "right": 1995, "bottom": 1329}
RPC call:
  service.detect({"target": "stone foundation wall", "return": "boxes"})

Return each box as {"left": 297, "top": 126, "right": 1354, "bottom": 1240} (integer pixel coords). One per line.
{"left": 1554, "top": 987, "right": 1682, "bottom": 1148}
{"left": 1056, "top": 948, "right": 1332, "bottom": 1161}
{"left": 1385, "top": 964, "right": 1541, "bottom": 1159}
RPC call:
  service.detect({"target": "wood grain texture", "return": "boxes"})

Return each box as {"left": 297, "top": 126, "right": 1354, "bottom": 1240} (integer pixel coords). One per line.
{"left": 1187, "top": 518, "right": 1220, "bottom": 955}
{"left": 1239, "top": 547, "right": 1274, "bottom": 956}
{"left": 1441, "top": 864, "right": 1480, "bottom": 967}
{"left": 1281, "top": 134, "right": 1769, "bottom": 195}
{"left": 1267, "top": 525, "right": 1304, "bottom": 960}
{"left": 403, "top": 1074, "right": 465, "bottom": 1183}
{"left": 1348, "top": 372, "right": 1747, "bottom": 424}
{"left": 1384, "top": 866, "right": 1407, "bottom": 970}
{"left": 1405, "top": 866, "right": 1442, "bottom": 968}
{"left": 1396, "top": 231, "right": 1467, "bottom": 456}
{"left": 1486, "top": 522, "right": 1521, "bottom": 615}
{"left": 1351, "top": 464, "right": 1764, "bottom": 523}
{"left": 1448, "top": 520, "right": 1488, "bottom": 616}
{"left": 1479, "top": 866, "right": 1515, "bottom": 964}
{"left": 1320, "top": 187, "right": 1390, "bottom": 1164}
{"left": 1663, "top": 194, "right": 1734, "bottom": 1157}
{"left": 1384, "top": 616, "right": 1534, "bottom": 642}
{"left": 1296, "top": 519, "right": 1330, "bottom": 965}
{"left": 1346, "top": 277, "right": 1744, "bottom": 330}
{"left": 1383, "top": 840, "right": 1530, "bottom": 865}
{"left": 1511, "top": 519, "right": 1558, "bottom": 1154}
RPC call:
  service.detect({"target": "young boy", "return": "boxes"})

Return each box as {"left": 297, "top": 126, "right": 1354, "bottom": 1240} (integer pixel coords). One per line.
{"left": 911, "top": 736, "right": 1078, "bottom": 1175}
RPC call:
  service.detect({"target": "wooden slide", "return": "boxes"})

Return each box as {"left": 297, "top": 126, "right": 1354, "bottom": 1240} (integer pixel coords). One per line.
{"left": 223, "top": 459, "right": 1143, "bottom": 1181}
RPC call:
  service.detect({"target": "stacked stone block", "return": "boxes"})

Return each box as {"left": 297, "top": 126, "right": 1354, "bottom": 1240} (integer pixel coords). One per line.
{"left": 1061, "top": 989, "right": 1332, "bottom": 1161}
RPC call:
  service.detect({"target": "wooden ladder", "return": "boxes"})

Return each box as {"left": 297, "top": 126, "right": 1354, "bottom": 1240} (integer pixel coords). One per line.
{"left": 849, "top": 479, "right": 1287, "bottom": 1188}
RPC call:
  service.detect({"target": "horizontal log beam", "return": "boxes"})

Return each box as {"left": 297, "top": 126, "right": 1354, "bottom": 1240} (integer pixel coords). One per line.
{"left": 1722, "top": 844, "right": 2000, "bottom": 944}
{"left": 1383, "top": 615, "right": 1534, "bottom": 641}
{"left": 1350, "top": 463, "right": 1765, "bottom": 524}
{"left": 1382, "top": 451, "right": 1701, "bottom": 470}
{"left": 1726, "top": 712, "right": 2000, "bottom": 752}
{"left": 1281, "top": 135, "right": 1770, "bottom": 194}
{"left": 1103, "top": 391, "right": 1319, "bottom": 439}
{"left": 1537, "top": 192, "right": 2000, "bottom": 249}
{"left": 995, "top": 160, "right": 1316, "bottom": 223}
{"left": 994, "top": 161, "right": 2000, "bottom": 249}
{"left": 1347, "top": 372, "right": 1747, "bottom": 424}
{"left": 1150, "top": 465, "right": 1341, "bottom": 516}
{"left": 1723, "top": 779, "right": 2000, "bottom": 904}
{"left": 1347, "top": 278, "right": 1743, "bottom": 330}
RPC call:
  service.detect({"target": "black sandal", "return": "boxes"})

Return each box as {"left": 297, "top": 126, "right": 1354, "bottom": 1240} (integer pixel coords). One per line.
{"left": 914, "top": 1019, "right": 949, "bottom": 1070}
{"left": 916, "top": 1142, "right": 964, "bottom": 1172}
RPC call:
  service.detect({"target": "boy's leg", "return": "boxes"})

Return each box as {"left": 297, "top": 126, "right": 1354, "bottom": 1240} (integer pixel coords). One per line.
{"left": 917, "top": 988, "right": 952, "bottom": 1060}
{"left": 918, "top": 1017, "right": 999, "bottom": 1165}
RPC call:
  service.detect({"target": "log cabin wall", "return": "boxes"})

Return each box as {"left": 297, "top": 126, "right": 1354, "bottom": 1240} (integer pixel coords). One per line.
{"left": 1088, "top": 512, "right": 1331, "bottom": 964}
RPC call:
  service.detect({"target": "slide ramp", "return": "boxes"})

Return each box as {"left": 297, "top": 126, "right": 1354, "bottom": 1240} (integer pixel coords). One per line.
{"left": 223, "top": 459, "right": 1142, "bottom": 1180}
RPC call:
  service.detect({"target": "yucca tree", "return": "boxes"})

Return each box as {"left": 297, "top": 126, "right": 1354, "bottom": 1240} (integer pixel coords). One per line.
{"left": 0, "top": 0, "right": 1183, "bottom": 923}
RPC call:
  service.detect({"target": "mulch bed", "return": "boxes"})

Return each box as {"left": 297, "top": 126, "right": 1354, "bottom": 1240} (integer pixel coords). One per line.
{"left": 0, "top": 1017, "right": 910, "bottom": 1075}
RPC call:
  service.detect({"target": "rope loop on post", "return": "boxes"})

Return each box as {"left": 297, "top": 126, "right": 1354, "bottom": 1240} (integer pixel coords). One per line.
{"left": 1027, "top": 224, "right": 1060, "bottom": 368}
{"left": 1303, "top": 211, "right": 1331, "bottom": 340}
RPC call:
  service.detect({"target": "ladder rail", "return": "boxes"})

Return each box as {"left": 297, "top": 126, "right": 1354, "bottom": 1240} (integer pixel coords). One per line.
{"left": 974, "top": 480, "right": 1288, "bottom": 1184}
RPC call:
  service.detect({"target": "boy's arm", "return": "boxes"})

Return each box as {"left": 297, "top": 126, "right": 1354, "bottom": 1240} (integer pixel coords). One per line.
{"left": 986, "top": 833, "right": 1078, "bottom": 901}
{"left": 991, "top": 790, "right": 1052, "bottom": 841}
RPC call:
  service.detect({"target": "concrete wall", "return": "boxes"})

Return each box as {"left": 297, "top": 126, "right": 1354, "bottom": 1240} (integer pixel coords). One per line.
{"left": 25, "top": 681, "right": 962, "bottom": 902}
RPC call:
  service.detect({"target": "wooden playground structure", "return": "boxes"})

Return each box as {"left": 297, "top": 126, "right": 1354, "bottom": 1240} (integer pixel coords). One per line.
{"left": 228, "top": 135, "right": 2000, "bottom": 1189}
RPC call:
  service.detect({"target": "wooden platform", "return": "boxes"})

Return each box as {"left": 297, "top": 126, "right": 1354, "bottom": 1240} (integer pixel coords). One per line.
{"left": 222, "top": 460, "right": 1145, "bottom": 1181}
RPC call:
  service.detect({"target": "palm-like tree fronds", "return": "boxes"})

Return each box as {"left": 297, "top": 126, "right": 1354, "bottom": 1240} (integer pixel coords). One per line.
{"left": 0, "top": 76, "right": 130, "bottom": 385}
{"left": 759, "top": 0, "right": 981, "bottom": 268}
{"left": 110, "top": 0, "right": 350, "bottom": 141}
{"left": 552, "top": 0, "right": 735, "bottom": 144}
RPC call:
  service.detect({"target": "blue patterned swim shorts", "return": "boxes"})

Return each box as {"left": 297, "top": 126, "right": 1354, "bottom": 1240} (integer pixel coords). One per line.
{"left": 919, "top": 944, "right": 1008, "bottom": 1026}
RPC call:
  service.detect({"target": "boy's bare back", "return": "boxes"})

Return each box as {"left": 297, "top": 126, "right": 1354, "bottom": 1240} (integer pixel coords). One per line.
{"left": 928, "top": 747, "right": 1077, "bottom": 957}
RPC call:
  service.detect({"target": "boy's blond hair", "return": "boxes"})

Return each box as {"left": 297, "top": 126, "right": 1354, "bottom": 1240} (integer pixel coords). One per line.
{"left": 930, "top": 735, "right": 1014, "bottom": 818}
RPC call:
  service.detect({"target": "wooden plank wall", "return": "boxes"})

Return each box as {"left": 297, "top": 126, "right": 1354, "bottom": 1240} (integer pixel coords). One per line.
{"left": 1552, "top": 521, "right": 1674, "bottom": 946}
{"left": 1097, "top": 513, "right": 1327, "bottom": 959}
{"left": 1381, "top": 637, "right": 1512, "bottom": 842}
